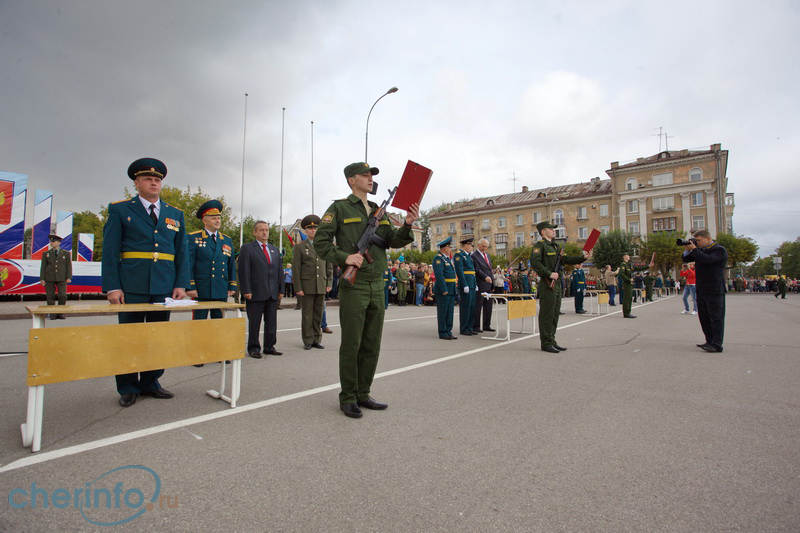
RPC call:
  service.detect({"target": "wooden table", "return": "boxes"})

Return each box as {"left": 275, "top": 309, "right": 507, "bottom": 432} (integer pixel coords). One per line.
{"left": 22, "top": 302, "right": 245, "bottom": 453}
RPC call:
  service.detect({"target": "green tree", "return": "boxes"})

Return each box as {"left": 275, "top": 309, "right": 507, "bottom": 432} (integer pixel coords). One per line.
{"left": 590, "top": 230, "right": 636, "bottom": 270}
{"left": 745, "top": 257, "right": 776, "bottom": 277}
{"left": 71, "top": 210, "right": 105, "bottom": 260}
{"left": 639, "top": 231, "right": 686, "bottom": 276}
{"left": 561, "top": 242, "right": 584, "bottom": 273}
{"left": 775, "top": 238, "right": 800, "bottom": 278}
{"left": 715, "top": 233, "right": 758, "bottom": 269}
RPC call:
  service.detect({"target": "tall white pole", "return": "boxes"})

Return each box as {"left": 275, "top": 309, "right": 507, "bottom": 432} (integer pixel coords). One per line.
{"left": 238, "top": 93, "right": 249, "bottom": 249}
{"left": 279, "top": 107, "right": 285, "bottom": 255}
{"left": 311, "top": 120, "right": 315, "bottom": 214}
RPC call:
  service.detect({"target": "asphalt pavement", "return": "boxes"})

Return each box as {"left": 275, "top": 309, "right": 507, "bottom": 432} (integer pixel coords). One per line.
{"left": 0, "top": 293, "right": 798, "bottom": 532}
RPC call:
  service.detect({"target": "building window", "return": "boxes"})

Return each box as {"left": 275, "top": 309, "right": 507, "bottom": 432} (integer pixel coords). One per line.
{"left": 652, "top": 196, "right": 674, "bottom": 211}
{"left": 515, "top": 232, "right": 524, "bottom": 247}
{"left": 577, "top": 206, "right": 587, "bottom": 220}
{"left": 599, "top": 204, "right": 609, "bottom": 217}
{"left": 628, "top": 220, "right": 640, "bottom": 235}
{"left": 461, "top": 219, "right": 474, "bottom": 233}
{"left": 515, "top": 214, "right": 524, "bottom": 226}
{"left": 652, "top": 172, "right": 673, "bottom": 186}
{"left": 690, "top": 168, "right": 702, "bottom": 182}
{"left": 532, "top": 211, "right": 541, "bottom": 224}
{"left": 498, "top": 216, "right": 506, "bottom": 228}
{"left": 482, "top": 218, "right": 490, "bottom": 230}
{"left": 495, "top": 233, "right": 508, "bottom": 244}
{"left": 553, "top": 209, "right": 564, "bottom": 225}
{"left": 627, "top": 200, "right": 639, "bottom": 213}
{"left": 449, "top": 222, "right": 456, "bottom": 234}
{"left": 691, "top": 192, "right": 704, "bottom": 206}
{"left": 692, "top": 215, "right": 705, "bottom": 231}
{"left": 652, "top": 217, "right": 677, "bottom": 232}
{"left": 555, "top": 227, "right": 566, "bottom": 239}
{"left": 600, "top": 225, "right": 610, "bottom": 234}
{"left": 626, "top": 178, "right": 638, "bottom": 190}
{"left": 435, "top": 224, "right": 442, "bottom": 235}
{"left": 578, "top": 227, "right": 588, "bottom": 239}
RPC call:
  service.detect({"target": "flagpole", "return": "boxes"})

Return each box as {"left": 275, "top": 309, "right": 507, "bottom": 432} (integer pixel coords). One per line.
{"left": 310, "top": 120, "right": 315, "bottom": 214}
{"left": 279, "top": 107, "right": 285, "bottom": 255}
{"left": 238, "top": 93, "right": 248, "bottom": 249}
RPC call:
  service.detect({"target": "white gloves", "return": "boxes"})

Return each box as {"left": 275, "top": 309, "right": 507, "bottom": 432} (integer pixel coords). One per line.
{"left": 463, "top": 287, "right": 470, "bottom": 293}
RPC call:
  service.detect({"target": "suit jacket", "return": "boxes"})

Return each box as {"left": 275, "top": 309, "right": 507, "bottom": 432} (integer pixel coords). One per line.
{"left": 292, "top": 238, "right": 332, "bottom": 295}
{"left": 188, "top": 229, "right": 237, "bottom": 299}
{"left": 101, "top": 196, "right": 190, "bottom": 295}
{"left": 40, "top": 247, "right": 72, "bottom": 282}
{"left": 684, "top": 242, "right": 728, "bottom": 295}
{"left": 238, "top": 240, "right": 284, "bottom": 300}
{"left": 471, "top": 249, "right": 493, "bottom": 292}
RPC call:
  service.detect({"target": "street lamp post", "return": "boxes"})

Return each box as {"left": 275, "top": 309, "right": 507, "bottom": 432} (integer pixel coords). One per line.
{"left": 365, "top": 87, "right": 398, "bottom": 162}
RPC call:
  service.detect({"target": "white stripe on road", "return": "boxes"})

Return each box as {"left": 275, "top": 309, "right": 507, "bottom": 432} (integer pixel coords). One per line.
{"left": 0, "top": 298, "right": 670, "bottom": 473}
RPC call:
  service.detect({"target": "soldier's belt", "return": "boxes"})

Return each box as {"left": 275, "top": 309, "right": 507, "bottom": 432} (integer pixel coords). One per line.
{"left": 463, "top": 271, "right": 475, "bottom": 274}
{"left": 444, "top": 278, "right": 457, "bottom": 282}
{"left": 121, "top": 252, "right": 175, "bottom": 262}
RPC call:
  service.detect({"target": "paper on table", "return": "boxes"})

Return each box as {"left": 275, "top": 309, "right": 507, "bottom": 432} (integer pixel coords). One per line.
{"left": 154, "top": 298, "right": 199, "bottom": 306}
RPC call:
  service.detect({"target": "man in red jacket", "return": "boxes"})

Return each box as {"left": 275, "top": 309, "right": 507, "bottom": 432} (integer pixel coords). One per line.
{"left": 680, "top": 263, "right": 697, "bottom": 315}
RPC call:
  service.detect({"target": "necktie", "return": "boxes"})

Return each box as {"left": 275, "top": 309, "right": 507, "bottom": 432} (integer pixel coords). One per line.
{"left": 149, "top": 204, "right": 158, "bottom": 225}
{"left": 211, "top": 234, "right": 216, "bottom": 243}
{"left": 262, "top": 243, "right": 271, "bottom": 265}
{"left": 483, "top": 252, "right": 489, "bottom": 266}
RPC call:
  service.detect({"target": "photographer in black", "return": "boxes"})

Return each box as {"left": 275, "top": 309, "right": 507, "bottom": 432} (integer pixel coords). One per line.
{"left": 681, "top": 230, "right": 728, "bottom": 353}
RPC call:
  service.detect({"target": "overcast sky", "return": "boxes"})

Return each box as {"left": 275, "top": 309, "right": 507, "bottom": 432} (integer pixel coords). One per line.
{"left": 1, "top": 0, "right": 798, "bottom": 255}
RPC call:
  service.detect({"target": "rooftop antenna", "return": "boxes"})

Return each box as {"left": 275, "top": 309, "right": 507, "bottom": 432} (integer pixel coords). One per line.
{"left": 664, "top": 131, "right": 675, "bottom": 151}
{"left": 652, "top": 126, "right": 665, "bottom": 152}
{"left": 509, "top": 171, "right": 518, "bottom": 193}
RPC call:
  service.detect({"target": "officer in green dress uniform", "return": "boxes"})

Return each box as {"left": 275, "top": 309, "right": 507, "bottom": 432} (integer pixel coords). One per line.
{"left": 395, "top": 262, "right": 410, "bottom": 305}
{"left": 530, "top": 221, "right": 589, "bottom": 353}
{"left": 292, "top": 214, "right": 333, "bottom": 350}
{"left": 39, "top": 234, "right": 72, "bottom": 319}
{"left": 454, "top": 237, "right": 477, "bottom": 335}
{"left": 643, "top": 272, "right": 655, "bottom": 302}
{"left": 433, "top": 236, "right": 458, "bottom": 340}
{"left": 775, "top": 276, "right": 787, "bottom": 299}
{"left": 314, "top": 161, "right": 419, "bottom": 419}
{"left": 102, "top": 158, "right": 189, "bottom": 407}
{"left": 571, "top": 263, "right": 587, "bottom": 314}
{"left": 187, "top": 200, "right": 237, "bottom": 366}
{"left": 619, "top": 253, "right": 654, "bottom": 318}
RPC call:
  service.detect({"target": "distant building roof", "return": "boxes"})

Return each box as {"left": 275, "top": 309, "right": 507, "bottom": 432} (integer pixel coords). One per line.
{"left": 429, "top": 178, "right": 612, "bottom": 219}
{"left": 609, "top": 145, "right": 724, "bottom": 171}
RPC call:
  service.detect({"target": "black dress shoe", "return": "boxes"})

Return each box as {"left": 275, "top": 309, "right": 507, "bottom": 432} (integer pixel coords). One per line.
{"left": 576, "top": 310, "right": 587, "bottom": 314}
{"left": 311, "top": 343, "right": 325, "bottom": 349}
{"left": 357, "top": 396, "right": 388, "bottom": 410}
{"left": 448, "top": 335, "right": 458, "bottom": 340}
{"left": 304, "top": 344, "right": 312, "bottom": 350}
{"left": 473, "top": 329, "right": 483, "bottom": 333}
{"left": 460, "top": 331, "right": 472, "bottom": 336}
{"left": 142, "top": 388, "right": 174, "bottom": 399}
{"left": 484, "top": 327, "right": 496, "bottom": 332}
{"left": 265, "top": 348, "right": 283, "bottom": 356}
{"left": 696, "top": 343, "right": 710, "bottom": 349}
{"left": 249, "top": 351, "right": 263, "bottom": 359}
{"left": 439, "top": 336, "right": 451, "bottom": 340}
{"left": 553, "top": 344, "right": 567, "bottom": 351}
{"left": 340, "top": 403, "right": 363, "bottom": 418}
{"left": 624, "top": 315, "right": 637, "bottom": 319}
{"left": 701, "top": 344, "right": 723, "bottom": 353}
{"left": 193, "top": 364, "right": 205, "bottom": 367}
{"left": 542, "top": 346, "right": 560, "bottom": 353}
{"left": 119, "top": 393, "right": 138, "bottom": 407}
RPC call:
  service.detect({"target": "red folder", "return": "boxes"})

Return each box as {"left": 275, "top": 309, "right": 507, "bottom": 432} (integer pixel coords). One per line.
{"left": 391, "top": 160, "right": 433, "bottom": 211}
{"left": 583, "top": 228, "right": 601, "bottom": 252}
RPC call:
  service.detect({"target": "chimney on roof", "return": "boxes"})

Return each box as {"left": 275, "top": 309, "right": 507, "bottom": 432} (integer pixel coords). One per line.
{"left": 680, "top": 149, "right": 689, "bottom": 156}
{"left": 521, "top": 185, "right": 529, "bottom": 193}
{"left": 611, "top": 161, "right": 619, "bottom": 169}
{"left": 711, "top": 143, "right": 721, "bottom": 152}
{"left": 637, "top": 157, "right": 645, "bottom": 164}
{"left": 591, "top": 177, "right": 601, "bottom": 188}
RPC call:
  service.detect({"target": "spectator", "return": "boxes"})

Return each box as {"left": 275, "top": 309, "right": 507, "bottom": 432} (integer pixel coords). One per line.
{"left": 683, "top": 230, "right": 728, "bottom": 353}
{"left": 603, "top": 265, "right": 619, "bottom": 306}
{"left": 680, "top": 263, "right": 697, "bottom": 315}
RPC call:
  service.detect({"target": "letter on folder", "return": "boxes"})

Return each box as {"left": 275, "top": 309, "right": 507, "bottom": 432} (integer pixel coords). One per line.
{"left": 391, "top": 160, "right": 433, "bottom": 212}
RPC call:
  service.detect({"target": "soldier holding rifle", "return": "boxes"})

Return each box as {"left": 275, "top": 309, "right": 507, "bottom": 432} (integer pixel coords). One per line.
{"left": 314, "top": 162, "right": 419, "bottom": 419}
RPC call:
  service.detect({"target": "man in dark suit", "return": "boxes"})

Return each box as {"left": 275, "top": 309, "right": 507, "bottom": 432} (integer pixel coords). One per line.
{"left": 683, "top": 229, "right": 728, "bottom": 353}
{"left": 102, "top": 157, "right": 189, "bottom": 407}
{"left": 39, "top": 234, "right": 72, "bottom": 319}
{"left": 471, "top": 237, "right": 495, "bottom": 332}
{"left": 238, "top": 220, "right": 284, "bottom": 357}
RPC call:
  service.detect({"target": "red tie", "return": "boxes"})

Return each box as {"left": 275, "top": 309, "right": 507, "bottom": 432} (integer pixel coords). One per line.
{"left": 262, "top": 243, "right": 271, "bottom": 265}
{"left": 483, "top": 252, "right": 489, "bottom": 265}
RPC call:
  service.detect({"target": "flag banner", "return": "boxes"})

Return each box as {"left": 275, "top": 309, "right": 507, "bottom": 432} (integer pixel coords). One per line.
{"left": 78, "top": 233, "right": 94, "bottom": 261}
{"left": 0, "top": 259, "right": 101, "bottom": 294}
{"left": 31, "top": 190, "right": 53, "bottom": 259}
{"left": 0, "top": 171, "right": 28, "bottom": 259}
{"left": 56, "top": 210, "right": 74, "bottom": 252}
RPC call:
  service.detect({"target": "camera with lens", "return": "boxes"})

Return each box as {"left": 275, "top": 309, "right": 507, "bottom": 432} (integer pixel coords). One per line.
{"left": 676, "top": 238, "right": 697, "bottom": 246}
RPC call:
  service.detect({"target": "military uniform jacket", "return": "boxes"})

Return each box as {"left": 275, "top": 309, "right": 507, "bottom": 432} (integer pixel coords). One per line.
{"left": 292, "top": 238, "right": 333, "bottom": 294}
{"left": 395, "top": 266, "right": 410, "bottom": 286}
{"left": 454, "top": 249, "right": 477, "bottom": 290}
{"left": 314, "top": 194, "right": 413, "bottom": 283}
{"left": 644, "top": 274, "right": 654, "bottom": 289}
{"left": 571, "top": 269, "right": 586, "bottom": 292}
{"left": 530, "top": 239, "right": 583, "bottom": 285}
{"left": 102, "top": 196, "right": 190, "bottom": 295}
{"left": 40, "top": 247, "right": 72, "bottom": 282}
{"left": 433, "top": 252, "right": 456, "bottom": 296}
{"left": 188, "top": 229, "right": 237, "bottom": 299}
{"left": 618, "top": 261, "right": 649, "bottom": 286}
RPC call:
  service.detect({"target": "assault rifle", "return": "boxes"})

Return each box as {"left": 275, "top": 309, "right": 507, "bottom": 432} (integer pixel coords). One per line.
{"left": 341, "top": 186, "right": 398, "bottom": 287}
{"left": 548, "top": 247, "right": 564, "bottom": 289}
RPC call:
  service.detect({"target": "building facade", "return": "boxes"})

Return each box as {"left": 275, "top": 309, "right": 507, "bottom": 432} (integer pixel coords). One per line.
{"left": 428, "top": 143, "right": 734, "bottom": 259}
